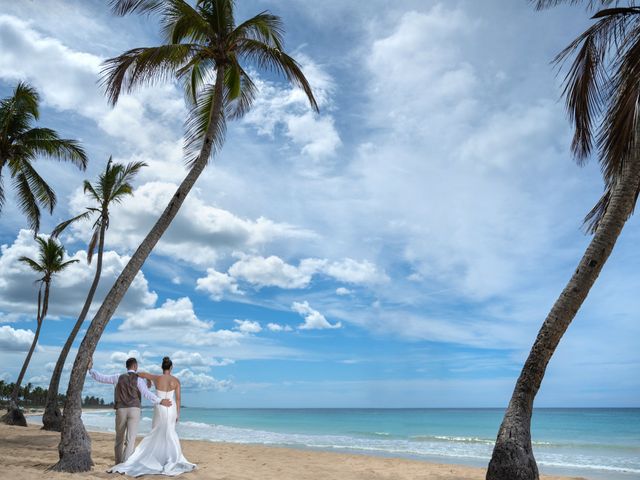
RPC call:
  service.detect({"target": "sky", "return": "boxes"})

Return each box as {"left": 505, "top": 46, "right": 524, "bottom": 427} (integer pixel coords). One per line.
{"left": 0, "top": 0, "right": 638, "bottom": 408}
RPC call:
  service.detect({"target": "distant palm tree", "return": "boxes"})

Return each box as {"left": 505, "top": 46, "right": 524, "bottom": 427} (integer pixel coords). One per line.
{"left": 488, "top": 2, "right": 640, "bottom": 479}
{"left": 0, "top": 82, "right": 87, "bottom": 232}
{"left": 53, "top": 0, "right": 318, "bottom": 472}
{"left": 1, "top": 237, "right": 78, "bottom": 427}
{"left": 41, "top": 158, "right": 146, "bottom": 431}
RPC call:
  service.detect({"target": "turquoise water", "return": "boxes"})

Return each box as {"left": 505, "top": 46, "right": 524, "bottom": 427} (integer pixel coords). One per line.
{"left": 78, "top": 408, "right": 640, "bottom": 479}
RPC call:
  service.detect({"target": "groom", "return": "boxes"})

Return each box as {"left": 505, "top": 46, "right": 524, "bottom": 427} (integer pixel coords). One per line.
{"left": 87, "top": 357, "right": 172, "bottom": 463}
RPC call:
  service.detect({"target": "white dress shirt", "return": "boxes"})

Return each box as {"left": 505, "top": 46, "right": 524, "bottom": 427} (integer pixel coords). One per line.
{"left": 89, "top": 368, "right": 161, "bottom": 405}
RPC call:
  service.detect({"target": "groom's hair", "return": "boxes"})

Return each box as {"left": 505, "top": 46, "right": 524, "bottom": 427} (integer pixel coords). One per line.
{"left": 126, "top": 357, "right": 137, "bottom": 369}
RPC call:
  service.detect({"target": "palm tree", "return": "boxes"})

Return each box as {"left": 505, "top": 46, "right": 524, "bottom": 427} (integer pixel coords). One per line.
{"left": 0, "top": 82, "right": 87, "bottom": 233}
{"left": 41, "top": 158, "right": 146, "bottom": 431}
{"left": 53, "top": 0, "right": 317, "bottom": 472}
{"left": 488, "top": 2, "right": 640, "bottom": 479}
{"left": 1, "top": 237, "right": 78, "bottom": 427}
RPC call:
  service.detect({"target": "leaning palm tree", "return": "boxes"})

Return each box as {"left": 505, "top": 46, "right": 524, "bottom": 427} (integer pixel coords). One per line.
{"left": 41, "top": 158, "right": 146, "bottom": 431}
{"left": 0, "top": 82, "right": 87, "bottom": 233}
{"left": 53, "top": 0, "right": 317, "bottom": 472}
{"left": 488, "top": 2, "right": 640, "bottom": 479}
{"left": 1, "top": 237, "right": 78, "bottom": 427}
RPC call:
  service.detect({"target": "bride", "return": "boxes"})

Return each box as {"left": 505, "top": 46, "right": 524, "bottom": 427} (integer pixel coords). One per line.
{"left": 108, "top": 356, "right": 196, "bottom": 477}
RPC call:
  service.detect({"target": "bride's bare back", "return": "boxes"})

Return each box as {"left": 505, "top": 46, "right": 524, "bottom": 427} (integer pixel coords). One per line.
{"left": 137, "top": 371, "right": 182, "bottom": 420}
{"left": 154, "top": 373, "right": 179, "bottom": 392}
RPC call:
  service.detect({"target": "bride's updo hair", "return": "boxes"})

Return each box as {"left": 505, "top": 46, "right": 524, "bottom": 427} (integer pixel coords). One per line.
{"left": 161, "top": 356, "right": 173, "bottom": 371}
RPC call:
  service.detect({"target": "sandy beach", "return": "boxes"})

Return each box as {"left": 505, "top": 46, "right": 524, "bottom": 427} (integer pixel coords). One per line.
{"left": 0, "top": 424, "right": 585, "bottom": 480}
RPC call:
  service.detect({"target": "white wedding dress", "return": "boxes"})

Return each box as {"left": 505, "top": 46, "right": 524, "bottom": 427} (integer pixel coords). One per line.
{"left": 108, "top": 390, "right": 196, "bottom": 477}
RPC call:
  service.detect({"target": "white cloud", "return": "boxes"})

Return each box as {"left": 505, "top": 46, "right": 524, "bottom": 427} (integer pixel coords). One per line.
{"left": 228, "top": 254, "right": 324, "bottom": 289}
{"left": 0, "top": 13, "right": 185, "bottom": 163}
{"left": 119, "top": 297, "right": 211, "bottom": 331}
{"left": 110, "top": 350, "right": 143, "bottom": 364}
{"left": 67, "top": 183, "right": 314, "bottom": 269}
{"left": 170, "top": 351, "right": 234, "bottom": 368}
{"left": 267, "top": 323, "right": 293, "bottom": 332}
{"left": 336, "top": 287, "right": 351, "bottom": 296}
{"left": 103, "top": 295, "right": 250, "bottom": 348}
{"left": 233, "top": 319, "right": 262, "bottom": 334}
{"left": 205, "top": 254, "right": 385, "bottom": 294}
{"left": 210, "top": 358, "right": 235, "bottom": 366}
{"left": 0, "top": 230, "right": 157, "bottom": 319}
{"left": 0, "top": 14, "right": 102, "bottom": 117}
{"left": 196, "top": 269, "right": 242, "bottom": 301}
{"left": 181, "top": 329, "right": 245, "bottom": 348}
{"left": 174, "top": 368, "right": 231, "bottom": 391}
{"left": 0, "top": 325, "right": 34, "bottom": 352}
{"left": 285, "top": 112, "right": 341, "bottom": 160}
{"left": 323, "top": 258, "right": 386, "bottom": 284}
{"left": 407, "top": 273, "right": 423, "bottom": 282}
{"left": 242, "top": 54, "right": 341, "bottom": 161}
{"left": 292, "top": 301, "right": 341, "bottom": 330}
{"left": 347, "top": 5, "right": 577, "bottom": 302}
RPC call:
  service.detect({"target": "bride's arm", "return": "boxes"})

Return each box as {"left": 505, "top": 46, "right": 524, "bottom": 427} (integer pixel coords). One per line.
{"left": 137, "top": 371, "right": 159, "bottom": 381}
{"left": 175, "top": 380, "right": 181, "bottom": 422}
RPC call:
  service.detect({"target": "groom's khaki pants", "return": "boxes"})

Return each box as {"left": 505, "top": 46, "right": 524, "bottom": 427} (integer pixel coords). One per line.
{"left": 115, "top": 407, "right": 141, "bottom": 464}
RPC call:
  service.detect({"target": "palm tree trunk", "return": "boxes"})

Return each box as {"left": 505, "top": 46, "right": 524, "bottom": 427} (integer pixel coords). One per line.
{"left": 51, "top": 66, "right": 226, "bottom": 473}
{"left": 42, "top": 220, "right": 107, "bottom": 431}
{"left": 486, "top": 136, "right": 640, "bottom": 480}
{"left": 2, "top": 282, "right": 49, "bottom": 427}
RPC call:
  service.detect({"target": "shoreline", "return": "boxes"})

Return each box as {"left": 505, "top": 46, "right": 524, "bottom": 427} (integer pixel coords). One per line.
{"left": 23, "top": 407, "right": 114, "bottom": 416}
{"left": 0, "top": 423, "right": 585, "bottom": 480}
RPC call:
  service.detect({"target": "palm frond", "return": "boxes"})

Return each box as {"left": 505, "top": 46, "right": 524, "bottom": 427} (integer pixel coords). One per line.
{"left": 13, "top": 172, "right": 41, "bottom": 233}
{"left": 19, "top": 128, "right": 88, "bottom": 169}
{"left": 224, "top": 60, "right": 257, "bottom": 120}
{"left": 532, "top": 0, "right": 618, "bottom": 10}
{"left": 109, "top": 160, "right": 146, "bottom": 203}
{"left": 99, "top": 157, "right": 123, "bottom": 203}
{"left": 202, "top": 0, "right": 236, "bottom": 38}
{"left": 87, "top": 227, "right": 100, "bottom": 265}
{"left": 110, "top": 184, "right": 134, "bottom": 203}
{"left": 0, "top": 83, "right": 39, "bottom": 139}
{"left": 593, "top": 7, "right": 640, "bottom": 19}
{"left": 58, "top": 259, "right": 80, "bottom": 270}
{"left": 160, "top": 0, "right": 213, "bottom": 44}
{"left": 11, "top": 82, "right": 40, "bottom": 121}
{"left": 36, "top": 236, "right": 77, "bottom": 275}
{"left": 557, "top": 33, "right": 608, "bottom": 161}
{"left": 19, "top": 160, "right": 57, "bottom": 214}
{"left": 237, "top": 39, "right": 319, "bottom": 112}
{"left": 101, "top": 43, "right": 199, "bottom": 105}
{"left": 52, "top": 211, "right": 94, "bottom": 238}
{"left": 109, "top": 0, "right": 163, "bottom": 16}
{"left": 178, "top": 56, "right": 216, "bottom": 105}
{"left": 184, "top": 83, "right": 227, "bottom": 166}
{"left": 83, "top": 179, "right": 101, "bottom": 204}
{"left": 18, "top": 255, "right": 44, "bottom": 273}
{"left": 597, "top": 22, "right": 640, "bottom": 186}
{"left": 120, "top": 160, "right": 148, "bottom": 183}
{"left": 230, "top": 11, "right": 284, "bottom": 49}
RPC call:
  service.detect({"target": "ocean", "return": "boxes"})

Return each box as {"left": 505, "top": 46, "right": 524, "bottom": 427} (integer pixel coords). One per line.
{"left": 75, "top": 408, "right": 639, "bottom": 479}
